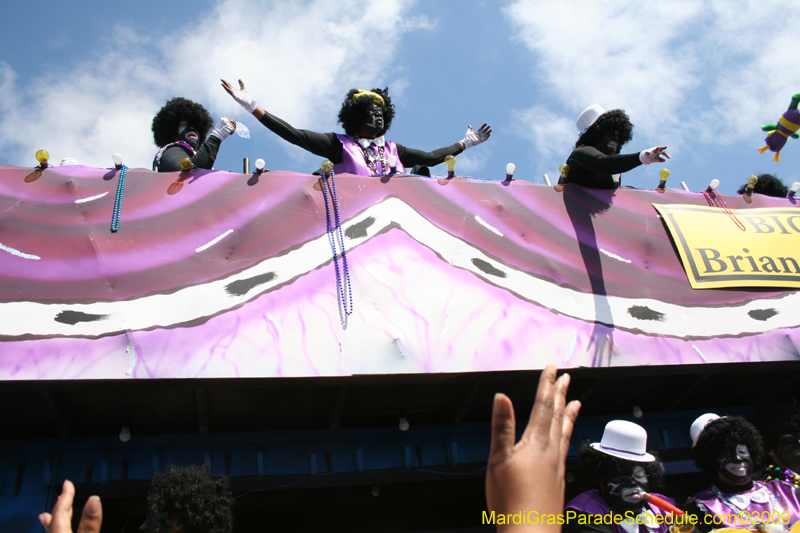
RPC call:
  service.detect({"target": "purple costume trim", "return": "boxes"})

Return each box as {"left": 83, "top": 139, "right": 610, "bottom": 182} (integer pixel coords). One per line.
{"left": 689, "top": 480, "right": 800, "bottom": 526}
{"left": 566, "top": 490, "right": 674, "bottom": 533}
{"left": 335, "top": 134, "right": 405, "bottom": 176}
{"left": 153, "top": 141, "right": 195, "bottom": 168}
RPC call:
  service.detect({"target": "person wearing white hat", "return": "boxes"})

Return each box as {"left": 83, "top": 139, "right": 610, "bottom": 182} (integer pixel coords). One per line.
{"left": 685, "top": 415, "right": 800, "bottom": 532}
{"left": 564, "top": 420, "right": 676, "bottom": 533}
{"left": 564, "top": 106, "right": 670, "bottom": 189}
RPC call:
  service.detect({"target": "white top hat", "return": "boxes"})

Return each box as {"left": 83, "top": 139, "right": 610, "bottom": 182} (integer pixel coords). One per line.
{"left": 576, "top": 104, "right": 606, "bottom": 134}
{"left": 690, "top": 413, "right": 720, "bottom": 446}
{"left": 590, "top": 420, "right": 655, "bottom": 462}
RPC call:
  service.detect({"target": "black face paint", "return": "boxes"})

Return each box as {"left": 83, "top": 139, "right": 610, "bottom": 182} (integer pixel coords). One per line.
{"left": 601, "top": 463, "right": 650, "bottom": 512}
{"left": 598, "top": 130, "right": 621, "bottom": 155}
{"left": 178, "top": 120, "right": 200, "bottom": 150}
{"left": 363, "top": 104, "right": 384, "bottom": 136}
{"left": 775, "top": 434, "right": 800, "bottom": 472}
{"left": 716, "top": 442, "right": 753, "bottom": 485}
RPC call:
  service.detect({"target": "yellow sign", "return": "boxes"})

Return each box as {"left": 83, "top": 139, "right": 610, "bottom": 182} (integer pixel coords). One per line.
{"left": 653, "top": 204, "right": 800, "bottom": 289}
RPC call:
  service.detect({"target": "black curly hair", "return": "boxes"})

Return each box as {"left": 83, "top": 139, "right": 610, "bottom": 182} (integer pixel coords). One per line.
{"left": 736, "top": 174, "right": 789, "bottom": 197}
{"left": 152, "top": 97, "right": 213, "bottom": 148}
{"left": 338, "top": 88, "right": 395, "bottom": 138}
{"left": 693, "top": 416, "right": 765, "bottom": 479}
{"left": 575, "top": 109, "right": 634, "bottom": 152}
{"left": 144, "top": 464, "right": 233, "bottom": 533}
{"left": 578, "top": 443, "right": 664, "bottom": 490}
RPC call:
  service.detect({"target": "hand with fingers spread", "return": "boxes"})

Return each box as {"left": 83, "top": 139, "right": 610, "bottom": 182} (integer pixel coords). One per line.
{"left": 486, "top": 364, "right": 581, "bottom": 533}
{"left": 460, "top": 123, "right": 492, "bottom": 150}
{"left": 639, "top": 146, "right": 670, "bottom": 165}
{"left": 39, "top": 480, "right": 102, "bottom": 533}
{"left": 221, "top": 78, "right": 258, "bottom": 114}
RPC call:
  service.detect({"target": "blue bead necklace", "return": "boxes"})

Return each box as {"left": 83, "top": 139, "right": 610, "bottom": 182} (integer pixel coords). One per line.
{"left": 319, "top": 167, "right": 353, "bottom": 316}
{"left": 110, "top": 164, "right": 127, "bottom": 233}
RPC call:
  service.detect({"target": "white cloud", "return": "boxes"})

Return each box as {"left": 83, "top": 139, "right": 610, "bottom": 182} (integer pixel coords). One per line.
{"left": 0, "top": 0, "right": 426, "bottom": 168}
{"left": 504, "top": 0, "right": 800, "bottom": 164}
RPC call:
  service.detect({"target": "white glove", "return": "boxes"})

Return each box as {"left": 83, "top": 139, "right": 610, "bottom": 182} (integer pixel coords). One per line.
{"left": 208, "top": 118, "right": 236, "bottom": 142}
{"left": 223, "top": 79, "right": 258, "bottom": 113}
{"left": 639, "top": 146, "right": 670, "bottom": 164}
{"left": 460, "top": 123, "right": 492, "bottom": 150}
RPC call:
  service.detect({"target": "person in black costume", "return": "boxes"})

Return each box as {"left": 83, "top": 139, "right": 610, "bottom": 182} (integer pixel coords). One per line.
{"left": 565, "top": 105, "right": 669, "bottom": 189}
{"left": 151, "top": 97, "right": 236, "bottom": 172}
{"left": 736, "top": 173, "right": 789, "bottom": 197}
{"left": 221, "top": 79, "right": 490, "bottom": 176}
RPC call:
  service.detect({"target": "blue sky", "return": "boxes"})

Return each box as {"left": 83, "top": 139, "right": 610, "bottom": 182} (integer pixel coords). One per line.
{"left": 1, "top": 0, "right": 799, "bottom": 195}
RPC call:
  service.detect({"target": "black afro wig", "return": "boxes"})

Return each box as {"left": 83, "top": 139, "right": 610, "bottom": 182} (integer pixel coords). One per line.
{"left": 152, "top": 97, "right": 213, "bottom": 148}
{"left": 578, "top": 442, "right": 664, "bottom": 490}
{"left": 575, "top": 109, "right": 634, "bottom": 152}
{"left": 693, "top": 416, "right": 765, "bottom": 479}
{"left": 145, "top": 464, "right": 233, "bottom": 533}
{"left": 338, "top": 87, "right": 395, "bottom": 138}
{"left": 736, "top": 174, "right": 789, "bottom": 197}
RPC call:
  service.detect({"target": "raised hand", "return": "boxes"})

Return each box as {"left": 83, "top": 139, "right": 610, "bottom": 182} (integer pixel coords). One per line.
{"left": 461, "top": 123, "right": 492, "bottom": 149}
{"left": 39, "top": 480, "right": 102, "bottom": 533}
{"left": 221, "top": 79, "right": 257, "bottom": 113}
{"left": 486, "top": 364, "right": 581, "bottom": 533}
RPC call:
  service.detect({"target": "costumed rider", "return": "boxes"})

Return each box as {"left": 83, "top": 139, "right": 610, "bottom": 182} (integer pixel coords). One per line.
{"left": 221, "top": 79, "right": 491, "bottom": 176}
{"left": 754, "top": 411, "right": 800, "bottom": 491}
{"left": 564, "top": 420, "right": 677, "bottom": 533}
{"left": 152, "top": 97, "right": 236, "bottom": 172}
{"left": 565, "top": 105, "right": 669, "bottom": 189}
{"left": 685, "top": 413, "right": 800, "bottom": 533}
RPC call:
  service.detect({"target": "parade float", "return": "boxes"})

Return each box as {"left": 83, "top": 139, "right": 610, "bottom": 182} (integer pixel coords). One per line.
{"left": 1, "top": 156, "right": 798, "bottom": 531}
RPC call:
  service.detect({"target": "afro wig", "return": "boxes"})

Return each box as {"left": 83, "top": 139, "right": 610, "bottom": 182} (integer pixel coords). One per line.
{"left": 152, "top": 97, "right": 213, "bottom": 148}
{"left": 575, "top": 109, "right": 634, "bottom": 151}
{"left": 338, "top": 88, "right": 395, "bottom": 138}
{"left": 736, "top": 174, "right": 789, "bottom": 197}
{"left": 692, "top": 416, "right": 765, "bottom": 479}
{"left": 578, "top": 442, "right": 664, "bottom": 490}
{"left": 144, "top": 464, "right": 233, "bottom": 533}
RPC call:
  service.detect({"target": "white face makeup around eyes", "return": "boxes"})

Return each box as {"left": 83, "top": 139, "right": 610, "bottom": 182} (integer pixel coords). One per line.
{"left": 717, "top": 443, "right": 753, "bottom": 484}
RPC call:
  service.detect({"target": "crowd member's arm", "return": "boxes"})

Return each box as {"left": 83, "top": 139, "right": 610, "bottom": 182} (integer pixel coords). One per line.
{"left": 222, "top": 79, "right": 343, "bottom": 162}
{"left": 486, "top": 364, "right": 581, "bottom": 533}
{"left": 39, "top": 479, "right": 102, "bottom": 533}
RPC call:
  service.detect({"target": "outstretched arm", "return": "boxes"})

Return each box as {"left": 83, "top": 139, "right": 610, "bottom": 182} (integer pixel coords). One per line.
{"left": 486, "top": 364, "right": 581, "bottom": 533}
{"left": 221, "top": 79, "right": 342, "bottom": 161}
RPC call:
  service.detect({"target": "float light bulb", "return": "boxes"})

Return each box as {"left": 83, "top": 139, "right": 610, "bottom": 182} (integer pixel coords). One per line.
{"left": 321, "top": 160, "right": 334, "bottom": 176}
{"left": 506, "top": 163, "right": 515, "bottom": 175}
{"left": 709, "top": 179, "right": 719, "bottom": 190}
{"left": 112, "top": 153, "right": 123, "bottom": 167}
{"left": 179, "top": 157, "right": 193, "bottom": 170}
{"left": 398, "top": 417, "right": 410, "bottom": 432}
{"left": 254, "top": 158, "right": 265, "bottom": 171}
{"left": 792, "top": 182, "right": 800, "bottom": 193}
{"left": 36, "top": 150, "right": 50, "bottom": 165}
{"left": 388, "top": 154, "right": 397, "bottom": 168}
{"left": 119, "top": 425, "right": 131, "bottom": 443}
{"left": 747, "top": 175, "right": 758, "bottom": 189}
{"left": 659, "top": 168, "right": 670, "bottom": 181}
{"left": 633, "top": 406, "right": 644, "bottom": 419}
{"left": 444, "top": 155, "right": 456, "bottom": 172}
{"left": 558, "top": 163, "right": 569, "bottom": 178}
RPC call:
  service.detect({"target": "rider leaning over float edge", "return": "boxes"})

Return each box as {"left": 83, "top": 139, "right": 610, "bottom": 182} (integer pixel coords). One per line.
{"left": 221, "top": 79, "right": 491, "bottom": 176}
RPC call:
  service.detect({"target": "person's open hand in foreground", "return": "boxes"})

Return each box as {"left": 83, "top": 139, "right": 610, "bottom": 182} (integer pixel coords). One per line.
{"left": 39, "top": 479, "right": 102, "bottom": 533}
{"left": 486, "top": 364, "right": 581, "bottom": 532}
